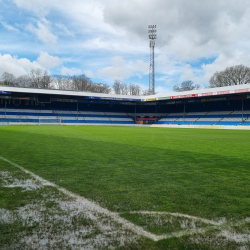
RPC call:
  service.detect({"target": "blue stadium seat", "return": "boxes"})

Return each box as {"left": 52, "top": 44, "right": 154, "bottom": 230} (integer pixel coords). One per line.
{"left": 171, "top": 121, "right": 193, "bottom": 125}
{"left": 216, "top": 121, "right": 240, "bottom": 126}
{"left": 62, "top": 120, "right": 80, "bottom": 123}
{"left": 241, "top": 122, "right": 250, "bottom": 126}
{"left": 112, "top": 121, "right": 135, "bottom": 124}
{"left": 86, "top": 120, "right": 112, "bottom": 124}
{"left": 156, "top": 121, "right": 172, "bottom": 125}
{"left": 192, "top": 121, "right": 216, "bottom": 125}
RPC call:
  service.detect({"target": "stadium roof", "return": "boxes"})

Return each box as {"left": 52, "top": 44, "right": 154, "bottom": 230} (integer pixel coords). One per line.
{"left": 0, "top": 84, "right": 250, "bottom": 102}
{"left": 152, "top": 83, "right": 250, "bottom": 101}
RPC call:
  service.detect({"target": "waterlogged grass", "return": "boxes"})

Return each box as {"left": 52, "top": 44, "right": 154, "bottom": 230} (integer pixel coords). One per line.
{"left": 0, "top": 126, "right": 250, "bottom": 218}
{"left": 120, "top": 212, "right": 210, "bottom": 235}
{"left": 0, "top": 125, "right": 250, "bottom": 249}
{"left": 0, "top": 161, "right": 139, "bottom": 249}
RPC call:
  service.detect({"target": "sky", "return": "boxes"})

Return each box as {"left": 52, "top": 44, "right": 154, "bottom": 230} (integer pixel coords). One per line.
{"left": 1, "top": 0, "right": 250, "bottom": 93}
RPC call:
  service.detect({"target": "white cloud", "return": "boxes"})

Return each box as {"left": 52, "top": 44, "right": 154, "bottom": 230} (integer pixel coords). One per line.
{"left": 202, "top": 52, "right": 250, "bottom": 83}
{"left": 179, "top": 66, "right": 194, "bottom": 83}
{"left": 98, "top": 57, "right": 130, "bottom": 80}
{"left": 85, "top": 70, "right": 94, "bottom": 78}
{"left": 155, "top": 85, "right": 172, "bottom": 95}
{"left": 103, "top": 0, "right": 250, "bottom": 60}
{"left": 12, "top": 0, "right": 52, "bottom": 16}
{"left": 55, "top": 23, "right": 74, "bottom": 37}
{"left": 0, "top": 53, "right": 40, "bottom": 77}
{"left": 11, "top": 0, "right": 250, "bottom": 60}
{"left": 7, "top": 0, "right": 250, "bottom": 89}
{"left": 61, "top": 67, "right": 81, "bottom": 75}
{"left": 0, "top": 21, "right": 19, "bottom": 32}
{"left": 0, "top": 52, "right": 64, "bottom": 77}
{"left": 26, "top": 18, "right": 57, "bottom": 44}
{"left": 132, "top": 60, "right": 148, "bottom": 78}
{"left": 98, "top": 56, "right": 148, "bottom": 81}
{"left": 36, "top": 52, "right": 62, "bottom": 68}
{"left": 156, "top": 55, "right": 184, "bottom": 76}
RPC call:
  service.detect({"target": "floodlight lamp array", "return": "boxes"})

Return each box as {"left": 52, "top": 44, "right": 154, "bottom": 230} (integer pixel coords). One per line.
{"left": 148, "top": 25, "right": 157, "bottom": 40}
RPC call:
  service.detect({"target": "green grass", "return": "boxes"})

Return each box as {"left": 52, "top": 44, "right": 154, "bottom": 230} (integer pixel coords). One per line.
{"left": 0, "top": 126, "right": 250, "bottom": 218}
{"left": 0, "top": 125, "right": 250, "bottom": 249}
{"left": 120, "top": 212, "right": 209, "bottom": 235}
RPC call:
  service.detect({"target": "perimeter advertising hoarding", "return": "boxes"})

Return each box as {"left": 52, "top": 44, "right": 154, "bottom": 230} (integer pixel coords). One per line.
{"left": 85, "top": 96, "right": 142, "bottom": 102}
{"left": 234, "top": 88, "right": 249, "bottom": 93}
{"left": 0, "top": 91, "right": 11, "bottom": 94}
{"left": 166, "top": 88, "right": 250, "bottom": 101}
{"left": 157, "top": 97, "right": 170, "bottom": 100}
{"left": 217, "top": 90, "right": 231, "bottom": 95}
{"left": 200, "top": 92, "right": 214, "bottom": 96}
{"left": 170, "top": 94, "right": 198, "bottom": 99}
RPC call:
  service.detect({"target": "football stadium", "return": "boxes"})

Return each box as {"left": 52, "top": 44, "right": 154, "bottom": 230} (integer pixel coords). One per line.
{"left": 1, "top": 84, "right": 250, "bottom": 127}
{"left": 0, "top": 84, "right": 250, "bottom": 249}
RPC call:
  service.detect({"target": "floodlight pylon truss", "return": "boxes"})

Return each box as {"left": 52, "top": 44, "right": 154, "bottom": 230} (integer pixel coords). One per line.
{"left": 148, "top": 25, "right": 157, "bottom": 95}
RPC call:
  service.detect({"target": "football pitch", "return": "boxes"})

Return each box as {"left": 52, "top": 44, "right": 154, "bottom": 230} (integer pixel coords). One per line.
{"left": 0, "top": 125, "right": 250, "bottom": 249}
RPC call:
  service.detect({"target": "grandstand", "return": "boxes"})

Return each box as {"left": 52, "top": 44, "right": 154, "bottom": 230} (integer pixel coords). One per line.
{"left": 0, "top": 84, "right": 250, "bottom": 128}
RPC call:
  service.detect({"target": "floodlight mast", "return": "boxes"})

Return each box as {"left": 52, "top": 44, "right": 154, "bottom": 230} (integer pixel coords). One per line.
{"left": 148, "top": 25, "right": 157, "bottom": 95}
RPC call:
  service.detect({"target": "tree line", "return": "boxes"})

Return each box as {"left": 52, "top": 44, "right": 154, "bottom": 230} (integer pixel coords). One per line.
{"left": 0, "top": 69, "right": 149, "bottom": 95}
{"left": 173, "top": 64, "right": 250, "bottom": 92}
{"left": 1, "top": 64, "right": 250, "bottom": 94}
{"left": 112, "top": 80, "right": 149, "bottom": 95}
{"left": 1, "top": 69, "right": 111, "bottom": 94}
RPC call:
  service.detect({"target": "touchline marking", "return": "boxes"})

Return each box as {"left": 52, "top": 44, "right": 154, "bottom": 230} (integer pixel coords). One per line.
{"left": 127, "top": 211, "right": 223, "bottom": 226}
{"left": 1, "top": 155, "right": 249, "bottom": 242}
{"left": 0, "top": 156, "right": 158, "bottom": 241}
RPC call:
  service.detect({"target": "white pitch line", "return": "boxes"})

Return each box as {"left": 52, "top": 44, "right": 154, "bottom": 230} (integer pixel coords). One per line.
{"left": 1, "top": 155, "right": 248, "bottom": 242}
{"left": 0, "top": 156, "right": 159, "bottom": 241}
{"left": 127, "top": 211, "right": 223, "bottom": 226}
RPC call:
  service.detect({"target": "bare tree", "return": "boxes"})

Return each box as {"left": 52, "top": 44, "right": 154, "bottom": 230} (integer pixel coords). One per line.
{"left": 29, "top": 69, "right": 51, "bottom": 88}
{"left": 113, "top": 80, "right": 123, "bottom": 94}
{"left": 71, "top": 74, "right": 92, "bottom": 92}
{"left": 209, "top": 65, "right": 250, "bottom": 88}
{"left": 142, "top": 89, "right": 150, "bottom": 95}
{"left": 113, "top": 81, "right": 145, "bottom": 95}
{"left": 1, "top": 69, "right": 146, "bottom": 95}
{"left": 52, "top": 75, "right": 72, "bottom": 90}
{"left": 1, "top": 70, "right": 110, "bottom": 94}
{"left": 16, "top": 75, "right": 31, "bottom": 87}
{"left": 122, "top": 83, "right": 129, "bottom": 95}
{"left": 173, "top": 80, "right": 200, "bottom": 92}
{"left": 1, "top": 72, "right": 16, "bottom": 86}
{"left": 90, "top": 83, "right": 111, "bottom": 94}
{"left": 129, "top": 83, "right": 141, "bottom": 95}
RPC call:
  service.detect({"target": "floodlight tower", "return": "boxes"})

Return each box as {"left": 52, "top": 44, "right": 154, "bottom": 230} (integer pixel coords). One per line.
{"left": 148, "top": 25, "right": 157, "bottom": 95}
